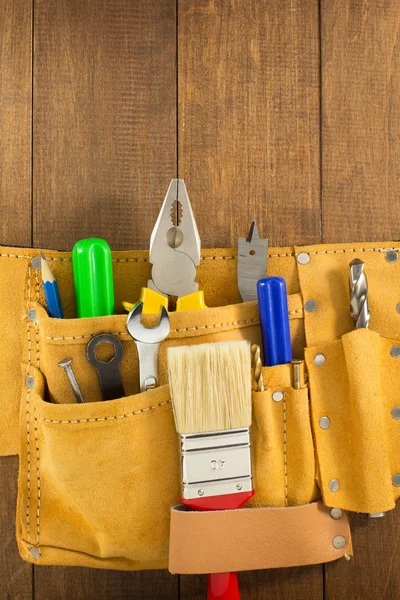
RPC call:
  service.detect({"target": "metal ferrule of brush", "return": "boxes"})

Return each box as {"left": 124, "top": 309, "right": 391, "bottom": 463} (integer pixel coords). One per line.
{"left": 180, "top": 428, "right": 253, "bottom": 500}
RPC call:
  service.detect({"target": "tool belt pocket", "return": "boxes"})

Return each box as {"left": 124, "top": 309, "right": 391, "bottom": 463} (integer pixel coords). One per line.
{"left": 250, "top": 364, "right": 319, "bottom": 508}
{"left": 168, "top": 371, "right": 352, "bottom": 574}
{"left": 306, "top": 327, "right": 400, "bottom": 514}
{"left": 17, "top": 367, "right": 180, "bottom": 570}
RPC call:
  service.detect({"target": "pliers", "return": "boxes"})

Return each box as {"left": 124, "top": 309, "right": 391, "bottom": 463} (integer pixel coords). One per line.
{"left": 125, "top": 179, "right": 206, "bottom": 314}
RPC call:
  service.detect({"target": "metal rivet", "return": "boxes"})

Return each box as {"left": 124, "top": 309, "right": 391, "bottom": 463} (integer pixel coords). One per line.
{"left": 396, "top": 302, "right": 400, "bottom": 314}
{"left": 236, "top": 484, "right": 242, "bottom": 491}
{"left": 304, "top": 300, "right": 317, "bottom": 313}
{"left": 31, "top": 256, "right": 42, "bottom": 270}
{"left": 314, "top": 353, "right": 326, "bottom": 367}
{"left": 25, "top": 376, "right": 35, "bottom": 389}
{"left": 391, "top": 407, "right": 400, "bottom": 420}
{"left": 330, "top": 508, "right": 343, "bottom": 520}
{"left": 319, "top": 416, "right": 331, "bottom": 430}
{"left": 272, "top": 390, "right": 284, "bottom": 403}
{"left": 29, "top": 547, "right": 41, "bottom": 559}
{"left": 27, "top": 309, "right": 37, "bottom": 323}
{"left": 392, "top": 474, "right": 400, "bottom": 487}
{"left": 390, "top": 346, "right": 400, "bottom": 358}
{"left": 386, "top": 250, "right": 398, "bottom": 263}
{"left": 329, "top": 479, "right": 339, "bottom": 492}
{"left": 197, "top": 489, "right": 204, "bottom": 496}
{"left": 332, "top": 535, "right": 346, "bottom": 550}
{"left": 297, "top": 252, "right": 310, "bottom": 265}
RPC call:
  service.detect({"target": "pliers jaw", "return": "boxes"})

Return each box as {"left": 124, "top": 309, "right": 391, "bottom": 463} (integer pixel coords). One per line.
{"left": 148, "top": 179, "right": 201, "bottom": 298}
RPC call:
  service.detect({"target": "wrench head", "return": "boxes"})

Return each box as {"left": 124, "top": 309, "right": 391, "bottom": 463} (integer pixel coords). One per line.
{"left": 126, "top": 302, "right": 170, "bottom": 344}
{"left": 86, "top": 333, "right": 124, "bottom": 367}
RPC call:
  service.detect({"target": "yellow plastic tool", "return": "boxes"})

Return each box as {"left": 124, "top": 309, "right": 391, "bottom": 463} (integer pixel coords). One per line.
{"left": 123, "top": 289, "right": 206, "bottom": 314}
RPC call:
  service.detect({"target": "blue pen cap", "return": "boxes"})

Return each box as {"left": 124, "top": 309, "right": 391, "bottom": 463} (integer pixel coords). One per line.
{"left": 257, "top": 276, "right": 292, "bottom": 367}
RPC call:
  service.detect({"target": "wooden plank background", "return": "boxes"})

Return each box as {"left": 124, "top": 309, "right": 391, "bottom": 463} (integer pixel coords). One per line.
{"left": 0, "top": 0, "right": 399, "bottom": 597}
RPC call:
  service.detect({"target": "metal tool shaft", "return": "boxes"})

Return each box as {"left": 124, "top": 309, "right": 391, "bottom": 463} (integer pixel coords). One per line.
{"left": 349, "top": 260, "right": 383, "bottom": 519}
{"left": 349, "top": 259, "right": 370, "bottom": 329}
{"left": 58, "top": 358, "right": 85, "bottom": 404}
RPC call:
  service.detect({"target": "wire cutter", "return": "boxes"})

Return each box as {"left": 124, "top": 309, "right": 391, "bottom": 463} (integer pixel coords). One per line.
{"left": 124, "top": 179, "right": 206, "bottom": 314}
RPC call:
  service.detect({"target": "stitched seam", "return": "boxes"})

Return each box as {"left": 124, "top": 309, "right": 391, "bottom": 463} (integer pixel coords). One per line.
{"left": 283, "top": 396, "right": 288, "bottom": 507}
{"left": 304, "top": 247, "right": 400, "bottom": 256}
{"left": 37, "top": 399, "right": 171, "bottom": 424}
{"left": 42, "top": 318, "right": 259, "bottom": 341}
{"left": 25, "top": 265, "right": 32, "bottom": 542}
{"left": 0, "top": 253, "right": 31, "bottom": 259}
{"left": 41, "top": 312, "right": 302, "bottom": 342}
{"left": 0, "top": 246, "right": 398, "bottom": 262}
{"left": 34, "top": 412, "right": 41, "bottom": 545}
{"left": 34, "top": 271, "right": 40, "bottom": 370}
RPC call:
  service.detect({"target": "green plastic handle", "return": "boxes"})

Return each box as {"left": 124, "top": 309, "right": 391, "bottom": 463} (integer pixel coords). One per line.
{"left": 72, "top": 238, "right": 115, "bottom": 318}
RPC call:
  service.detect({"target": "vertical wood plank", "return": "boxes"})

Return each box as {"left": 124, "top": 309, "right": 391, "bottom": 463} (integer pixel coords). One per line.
{"left": 0, "top": 457, "right": 33, "bottom": 600}
{"left": 33, "top": 0, "right": 176, "bottom": 251}
{"left": 0, "top": 0, "right": 32, "bottom": 247}
{"left": 178, "top": 0, "right": 321, "bottom": 248}
{"left": 180, "top": 567, "right": 323, "bottom": 600}
{"left": 325, "top": 509, "right": 400, "bottom": 599}
{"left": 322, "top": 1, "right": 400, "bottom": 598}
{"left": 0, "top": 1, "right": 33, "bottom": 599}
{"left": 178, "top": 0, "right": 322, "bottom": 596}
{"left": 321, "top": 0, "right": 400, "bottom": 242}
{"left": 33, "top": 1, "right": 178, "bottom": 598}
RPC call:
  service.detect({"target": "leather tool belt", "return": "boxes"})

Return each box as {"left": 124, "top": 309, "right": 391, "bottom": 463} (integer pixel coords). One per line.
{"left": 2, "top": 240, "right": 399, "bottom": 572}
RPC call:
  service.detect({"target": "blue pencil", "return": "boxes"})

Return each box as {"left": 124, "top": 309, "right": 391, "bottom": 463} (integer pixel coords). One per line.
{"left": 40, "top": 252, "right": 64, "bottom": 318}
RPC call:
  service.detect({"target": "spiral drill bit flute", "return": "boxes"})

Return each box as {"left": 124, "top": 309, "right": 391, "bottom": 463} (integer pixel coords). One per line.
{"left": 349, "top": 259, "right": 370, "bottom": 329}
{"left": 349, "top": 259, "right": 384, "bottom": 518}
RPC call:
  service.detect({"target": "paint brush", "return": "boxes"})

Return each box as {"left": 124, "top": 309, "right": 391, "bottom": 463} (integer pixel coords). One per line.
{"left": 40, "top": 252, "right": 64, "bottom": 318}
{"left": 168, "top": 340, "right": 254, "bottom": 600}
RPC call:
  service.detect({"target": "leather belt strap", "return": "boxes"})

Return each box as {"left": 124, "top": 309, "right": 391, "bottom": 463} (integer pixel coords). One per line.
{"left": 169, "top": 501, "right": 351, "bottom": 574}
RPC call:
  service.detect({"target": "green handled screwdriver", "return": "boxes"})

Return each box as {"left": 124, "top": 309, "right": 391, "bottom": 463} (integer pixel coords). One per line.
{"left": 72, "top": 238, "right": 115, "bottom": 318}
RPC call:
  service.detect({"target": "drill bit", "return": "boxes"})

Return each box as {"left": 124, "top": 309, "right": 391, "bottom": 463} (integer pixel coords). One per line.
{"left": 349, "top": 259, "right": 370, "bottom": 329}
{"left": 349, "top": 259, "right": 383, "bottom": 519}
{"left": 251, "top": 344, "right": 264, "bottom": 392}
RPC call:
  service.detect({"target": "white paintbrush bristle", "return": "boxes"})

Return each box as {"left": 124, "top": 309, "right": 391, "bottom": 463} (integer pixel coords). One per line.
{"left": 167, "top": 340, "right": 252, "bottom": 434}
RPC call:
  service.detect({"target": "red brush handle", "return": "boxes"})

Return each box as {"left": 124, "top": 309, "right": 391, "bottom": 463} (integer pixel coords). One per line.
{"left": 208, "top": 572, "right": 240, "bottom": 600}
{"left": 183, "top": 490, "right": 254, "bottom": 600}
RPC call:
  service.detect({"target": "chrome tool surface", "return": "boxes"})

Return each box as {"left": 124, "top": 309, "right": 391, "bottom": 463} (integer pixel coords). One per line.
{"left": 148, "top": 179, "right": 201, "bottom": 299}
{"left": 349, "top": 258, "right": 370, "bottom": 329}
{"left": 58, "top": 358, "right": 85, "bottom": 404}
{"left": 126, "top": 301, "right": 170, "bottom": 392}
{"left": 238, "top": 220, "right": 268, "bottom": 302}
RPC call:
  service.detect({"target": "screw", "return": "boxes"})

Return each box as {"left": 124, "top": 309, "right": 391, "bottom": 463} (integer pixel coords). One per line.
{"left": 58, "top": 358, "right": 85, "bottom": 404}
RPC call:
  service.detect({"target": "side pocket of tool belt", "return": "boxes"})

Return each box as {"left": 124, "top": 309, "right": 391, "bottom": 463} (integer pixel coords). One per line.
{"left": 305, "top": 327, "right": 400, "bottom": 514}
{"left": 249, "top": 363, "right": 319, "bottom": 508}
{"left": 168, "top": 364, "right": 352, "bottom": 575}
{"left": 17, "top": 367, "right": 180, "bottom": 570}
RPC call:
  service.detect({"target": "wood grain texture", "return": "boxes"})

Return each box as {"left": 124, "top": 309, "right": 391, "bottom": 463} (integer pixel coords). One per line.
{"left": 0, "top": 3, "right": 33, "bottom": 599}
{"left": 0, "top": 0, "right": 32, "bottom": 247}
{"left": 33, "top": 0, "right": 177, "bottom": 598}
{"left": 34, "top": 568, "right": 178, "bottom": 600}
{"left": 321, "top": 0, "right": 400, "bottom": 242}
{"left": 180, "top": 567, "right": 322, "bottom": 600}
{"left": 0, "top": 457, "right": 32, "bottom": 600}
{"left": 33, "top": 0, "right": 176, "bottom": 251}
{"left": 325, "top": 508, "right": 400, "bottom": 599}
{"left": 178, "top": 0, "right": 321, "bottom": 248}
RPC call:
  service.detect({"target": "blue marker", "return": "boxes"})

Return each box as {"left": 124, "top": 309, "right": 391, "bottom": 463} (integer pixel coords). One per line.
{"left": 257, "top": 276, "right": 292, "bottom": 367}
{"left": 41, "top": 252, "right": 64, "bottom": 318}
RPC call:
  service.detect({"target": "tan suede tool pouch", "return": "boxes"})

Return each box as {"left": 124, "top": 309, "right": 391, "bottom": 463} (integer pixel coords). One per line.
{"left": 306, "top": 328, "right": 400, "bottom": 514}
{"left": 18, "top": 289, "right": 325, "bottom": 570}
{"left": 2, "top": 241, "right": 398, "bottom": 571}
